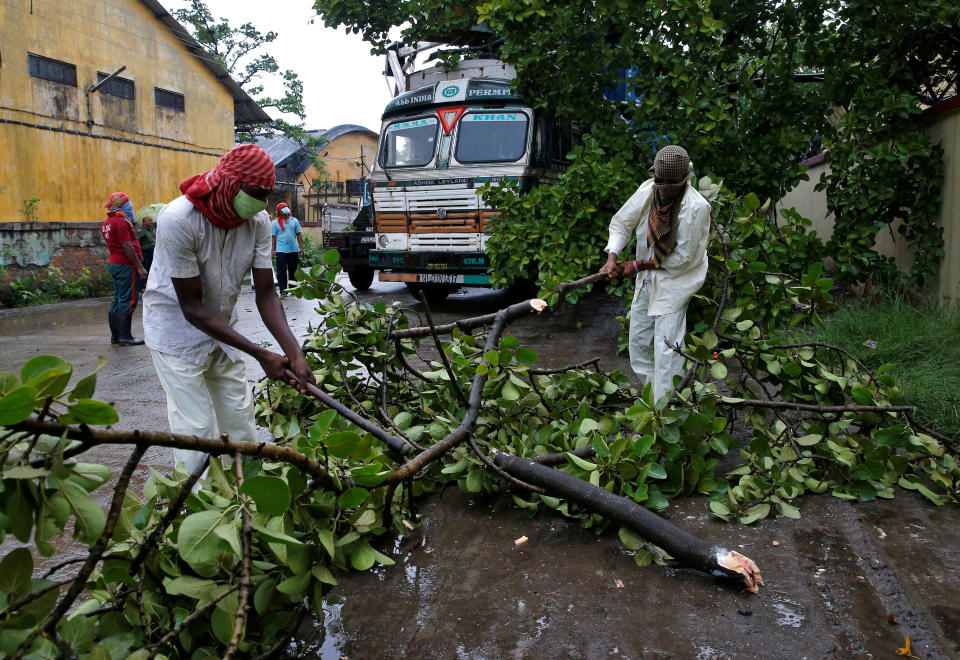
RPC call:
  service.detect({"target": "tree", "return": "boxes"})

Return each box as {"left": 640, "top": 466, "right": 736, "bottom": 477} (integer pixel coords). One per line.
{"left": 312, "top": 0, "right": 957, "bottom": 289}
{"left": 173, "top": 1, "right": 329, "bottom": 165}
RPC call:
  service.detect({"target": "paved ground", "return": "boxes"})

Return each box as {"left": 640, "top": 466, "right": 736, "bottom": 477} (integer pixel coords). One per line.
{"left": 1, "top": 278, "right": 958, "bottom": 659}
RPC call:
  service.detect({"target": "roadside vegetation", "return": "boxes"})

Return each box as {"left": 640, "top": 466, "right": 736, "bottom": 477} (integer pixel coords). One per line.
{"left": 0, "top": 266, "right": 112, "bottom": 309}
{"left": 805, "top": 290, "right": 960, "bottom": 439}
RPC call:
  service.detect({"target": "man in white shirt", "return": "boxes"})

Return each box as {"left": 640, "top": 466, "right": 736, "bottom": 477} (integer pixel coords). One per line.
{"left": 143, "top": 144, "right": 314, "bottom": 473}
{"left": 600, "top": 145, "right": 711, "bottom": 402}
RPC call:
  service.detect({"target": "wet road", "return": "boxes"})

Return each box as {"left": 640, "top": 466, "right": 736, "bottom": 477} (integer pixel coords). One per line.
{"left": 1, "top": 277, "right": 958, "bottom": 659}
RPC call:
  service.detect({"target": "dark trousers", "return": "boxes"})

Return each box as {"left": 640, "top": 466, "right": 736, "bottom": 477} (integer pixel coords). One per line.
{"left": 276, "top": 251, "right": 299, "bottom": 292}
{"left": 108, "top": 263, "right": 142, "bottom": 316}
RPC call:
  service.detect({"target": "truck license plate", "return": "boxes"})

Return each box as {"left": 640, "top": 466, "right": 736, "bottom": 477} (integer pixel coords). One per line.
{"left": 418, "top": 273, "right": 461, "bottom": 284}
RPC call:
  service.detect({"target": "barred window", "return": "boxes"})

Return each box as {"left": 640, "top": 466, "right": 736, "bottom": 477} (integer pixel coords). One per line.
{"left": 154, "top": 87, "right": 184, "bottom": 112}
{"left": 27, "top": 53, "right": 77, "bottom": 87}
{"left": 97, "top": 72, "right": 135, "bottom": 100}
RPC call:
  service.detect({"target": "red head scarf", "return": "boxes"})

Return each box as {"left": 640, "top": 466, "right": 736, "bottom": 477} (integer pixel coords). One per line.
{"left": 179, "top": 144, "right": 276, "bottom": 230}
{"left": 275, "top": 202, "right": 290, "bottom": 231}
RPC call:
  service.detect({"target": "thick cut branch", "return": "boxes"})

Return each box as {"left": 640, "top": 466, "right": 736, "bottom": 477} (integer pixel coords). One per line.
{"left": 493, "top": 452, "right": 763, "bottom": 593}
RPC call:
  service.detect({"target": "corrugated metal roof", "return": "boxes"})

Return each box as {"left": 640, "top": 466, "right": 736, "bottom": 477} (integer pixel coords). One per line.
{"left": 257, "top": 125, "right": 378, "bottom": 170}
{"left": 137, "top": 0, "right": 272, "bottom": 126}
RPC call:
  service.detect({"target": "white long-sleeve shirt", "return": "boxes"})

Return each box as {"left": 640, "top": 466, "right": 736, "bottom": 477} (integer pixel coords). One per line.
{"left": 605, "top": 179, "right": 712, "bottom": 315}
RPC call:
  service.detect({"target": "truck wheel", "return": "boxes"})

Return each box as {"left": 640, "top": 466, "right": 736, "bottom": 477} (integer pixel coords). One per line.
{"left": 406, "top": 283, "right": 453, "bottom": 304}
{"left": 346, "top": 267, "right": 375, "bottom": 291}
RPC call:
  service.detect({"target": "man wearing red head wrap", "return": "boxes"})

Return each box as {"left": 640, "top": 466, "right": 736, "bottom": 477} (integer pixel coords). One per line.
{"left": 142, "top": 144, "right": 315, "bottom": 474}
{"left": 100, "top": 192, "right": 148, "bottom": 345}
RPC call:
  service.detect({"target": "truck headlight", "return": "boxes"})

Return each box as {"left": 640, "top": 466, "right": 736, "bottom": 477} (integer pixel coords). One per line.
{"left": 377, "top": 235, "right": 389, "bottom": 248}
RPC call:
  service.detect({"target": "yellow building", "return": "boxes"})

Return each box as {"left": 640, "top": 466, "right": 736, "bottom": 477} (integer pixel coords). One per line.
{"left": 0, "top": 0, "right": 269, "bottom": 223}
{"left": 258, "top": 125, "right": 379, "bottom": 224}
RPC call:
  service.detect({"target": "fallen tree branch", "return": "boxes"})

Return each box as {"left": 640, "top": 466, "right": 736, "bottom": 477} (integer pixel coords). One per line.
{"left": 716, "top": 398, "right": 915, "bottom": 414}
{"left": 493, "top": 452, "right": 763, "bottom": 593}
{"left": 385, "top": 299, "right": 548, "bottom": 482}
{"left": 14, "top": 445, "right": 147, "bottom": 659}
{"left": 283, "top": 368, "right": 412, "bottom": 456}
{"left": 16, "top": 419, "right": 338, "bottom": 490}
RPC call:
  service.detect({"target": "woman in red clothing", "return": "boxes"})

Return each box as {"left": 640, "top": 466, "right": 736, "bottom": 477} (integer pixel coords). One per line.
{"left": 100, "top": 192, "right": 148, "bottom": 345}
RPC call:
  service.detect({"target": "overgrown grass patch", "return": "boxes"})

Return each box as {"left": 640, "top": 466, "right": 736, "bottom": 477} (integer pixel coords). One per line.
{"left": 803, "top": 290, "right": 960, "bottom": 439}
{"left": 0, "top": 266, "right": 113, "bottom": 309}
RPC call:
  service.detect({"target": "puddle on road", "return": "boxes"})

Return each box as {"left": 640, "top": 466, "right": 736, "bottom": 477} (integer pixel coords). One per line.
{"left": 771, "top": 598, "right": 806, "bottom": 627}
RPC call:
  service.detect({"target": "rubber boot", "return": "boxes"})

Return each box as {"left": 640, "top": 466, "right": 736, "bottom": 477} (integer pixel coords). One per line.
{"left": 108, "top": 311, "right": 120, "bottom": 344}
{"left": 117, "top": 313, "right": 145, "bottom": 346}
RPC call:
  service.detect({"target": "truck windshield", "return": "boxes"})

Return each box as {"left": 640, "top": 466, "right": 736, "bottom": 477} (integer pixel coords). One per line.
{"left": 455, "top": 112, "right": 529, "bottom": 164}
{"left": 380, "top": 117, "right": 438, "bottom": 168}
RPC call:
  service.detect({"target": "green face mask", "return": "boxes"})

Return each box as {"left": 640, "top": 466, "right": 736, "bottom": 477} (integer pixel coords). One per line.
{"left": 232, "top": 189, "right": 267, "bottom": 219}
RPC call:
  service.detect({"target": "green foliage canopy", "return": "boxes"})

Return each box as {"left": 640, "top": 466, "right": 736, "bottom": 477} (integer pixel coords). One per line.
{"left": 313, "top": 0, "right": 957, "bottom": 288}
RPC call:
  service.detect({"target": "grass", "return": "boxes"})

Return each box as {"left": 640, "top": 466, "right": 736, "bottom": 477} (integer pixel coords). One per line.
{"left": 803, "top": 289, "right": 960, "bottom": 439}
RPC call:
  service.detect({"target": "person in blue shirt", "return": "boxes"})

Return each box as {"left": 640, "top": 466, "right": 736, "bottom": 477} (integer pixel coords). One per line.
{"left": 271, "top": 202, "right": 304, "bottom": 296}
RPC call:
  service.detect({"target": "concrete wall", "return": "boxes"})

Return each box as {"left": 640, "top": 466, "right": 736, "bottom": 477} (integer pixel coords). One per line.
{"left": 776, "top": 100, "right": 960, "bottom": 301}
{"left": 0, "top": 0, "right": 235, "bottom": 223}
{"left": 0, "top": 222, "right": 107, "bottom": 286}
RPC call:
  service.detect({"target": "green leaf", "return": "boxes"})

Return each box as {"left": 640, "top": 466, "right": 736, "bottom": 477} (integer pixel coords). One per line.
{"left": 276, "top": 572, "right": 311, "bottom": 595}
{"left": 177, "top": 510, "right": 229, "bottom": 566}
{"left": 164, "top": 576, "right": 218, "bottom": 599}
{"left": 65, "top": 399, "right": 119, "bottom": 426}
{"left": 646, "top": 463, "right": 668, "bottom": 480}
{"left": 0, "top": 371, "right": 18, "bottom": 395}
{"left": 309, "top": 409, "right": 338, "bottom": 442}
{"left": 324, "top": 430, "right": 361, "bottom": 458}
{"left": 709, "top": 500, "right": 731, "bottom": 518}
{"left": 796, "top": 433, "right": 822, "bottom": 446}
{"left": 69, "top": 356, "right": 107, "bottom": 401}
{"left": 566, "top": 452, "right": 598, "bottom": 471}
{"left": 241, "top": 475, "right": 291, "bottom": 515}
{"left": 515, "top": 347, "right": 537, "bottom": 364}
{"left": 849, "top": 386, "right": 874, "bottom": 405}
{"left": 53, "top": 478, "right": 106, "bottom": 544}
{"left": 322, "top": 248, "right": 340, "bottom": 266}
{"left": 739, "top": 503, "right": 770, "bottom": 524}
{"left": 618, "top": 527, "right": 644, "bottom": 551}
{"left": 0, "top": 385, "right": 38, "bottom": 425}
{"left": 710, "top": 362, "right": 728, "bottom": 379}
{"left": 776, "top": 501, "right": 801, "bottom": 519}
{"left": 350, "top": 541, "right": 377, "bottom": 570}
{"left": 0, "top": 547, "right": 32, "bottom": 596}
{"left": 21, "top": 355, "right": 71, "bottom": 394}
{"left": 254, "top": 578, "right": 277, "bottom": 615}
{"left": 501, "top": 381, "right": 520, "bottom": 401}
{"left": 338, "top": 486, "right": 369, "bottom": 509}
{"left": 701, "top": 330, "right": 718, "bottom": 350}
{"left": 250, "top": 519, "right": 303, "bottom": 546}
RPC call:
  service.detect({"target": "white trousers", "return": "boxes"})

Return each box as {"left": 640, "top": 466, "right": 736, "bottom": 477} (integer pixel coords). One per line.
{"left": 629, "top": 281, "right": 688, "bottom": 403}
{"left": 150, "top": 348, "right": 257, "bottom": 475}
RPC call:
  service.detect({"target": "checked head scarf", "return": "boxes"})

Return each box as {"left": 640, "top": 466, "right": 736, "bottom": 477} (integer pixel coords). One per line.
{"left": 180, "top": 144, "right": 276, "bottom": 230}
{"left": 105, "top": 192, "right": 134, "bottom": 224}
{"left": 647, "top": 145, "right": 690, "bottom": 267}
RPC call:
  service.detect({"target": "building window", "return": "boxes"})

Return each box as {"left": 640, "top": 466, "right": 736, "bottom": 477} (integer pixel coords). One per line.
{"left": 154, "top": 87, "right": 184, "bottom": 111}
{"left": 27, "top": 53, "right": 77, "bottom": 87}
{"left": 97, "top": 72, "right": 135, "bottom": 100}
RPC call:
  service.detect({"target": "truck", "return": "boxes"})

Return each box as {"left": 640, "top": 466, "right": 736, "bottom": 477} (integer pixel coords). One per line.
{"left": 321, "top": 201, "right": 376, "bottom": 290}
{"left": 367, "top": 40, "right": 580, "bottom": 302}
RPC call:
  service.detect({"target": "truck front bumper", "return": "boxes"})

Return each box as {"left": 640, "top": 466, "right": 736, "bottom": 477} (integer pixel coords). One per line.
{"left": 370, "top": 250, "right": 491, "bottom": 286}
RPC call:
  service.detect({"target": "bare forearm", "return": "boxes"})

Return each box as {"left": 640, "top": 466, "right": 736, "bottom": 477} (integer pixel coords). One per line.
{"left": 121, "top": 243, "right": 143, "bottom": 269}
{"left": 257, "top": 295, "right": 302, "bottom": 359}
